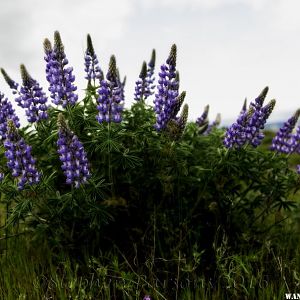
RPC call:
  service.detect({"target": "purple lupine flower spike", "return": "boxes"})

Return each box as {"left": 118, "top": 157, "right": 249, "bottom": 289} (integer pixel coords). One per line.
{"left": 134, "top": 61, "right": 148, "bottom": 101}
{"left": 0, "top": 92, "right": 20, "bottom": 140}
{"left": 154, "top": 44, "right": 179, "bottom": 130}
{"left": 15, "top": 65, "right": 48, "bottom": 123}
{"left": 57, "top": 114, "right": 91, "bottom": 188}
{"left": 1, "top": 68, "right": 19, "bottom": 93}
{"left": 249, "top": 99, "right": 276, "bottom": 147}
{"left": 96, "top": 55, "right": 124, "bottom": 123}
{"left": 224, "top": 87, "right": 273, "bottom": 148}
{"left": 291, "top": 125, "right": 300, "bottom": 154}
{"left": 84, "top": 34, "right": 103, "bottom": 84}
{"left": 44, "top": 31, "right": 78, "bottom": 108}
{"left": 250, "top": 86, "right": 268, "bottom": 110}
{"left": 4, "top": 120, "right": 40, "bottom": 190}
{"left": 196, "top": 105, "right": 209, "bottom": 127}
{"left": 270, "top": 109, "right": 300, "bottom": 153}
{"left": 145, "top": 49, "right": 156, "bottom": 98}
{"left": 205, "top": 113, "right": 221, "bottom": 135}
{"left": 143, "top": 295, "right": 151, "bottom": 300}
{"left": 170, "top": 91, "right": 186, "bottom": 119}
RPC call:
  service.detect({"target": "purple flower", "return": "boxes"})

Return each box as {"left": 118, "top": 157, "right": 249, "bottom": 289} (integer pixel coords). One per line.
{"left": 196, "top": 105, "right": 209, "bottom": 127}
{"left": 297, "top": 164, "right": 300, "bottom": 174}
{"left": 96, "top": 55, "right": 124, "bottom": 123}
{"left": 270, "top": 109, "right": 300, "bottom": 153}
{"left": 154, "top": 44, "right": 179, "bottom": 131}
{"left": 1, "top": 66, "right": 48, "bottom": 123}
{"left": 291, "top": 125, "right": 300, "bottom": 154}
{"left": 134, "top": 50, "right": 156, "bottom": 101}
{"left": 204, "top": 113, "right": 221, "bottom": 135}
{"left": 143, "top": 295, "right": 151, "bottom": 300}
{"left": 57, "top": 114, "right": 91, "bottom": 188}
{"left": 247, "top": 99, "right": 276, "bottom": 147}
{"left": 0, "top": 92, "right": 20, "bottom": 140}
{"left": 44, "top": 32, "right": 78, "bottom": 108}
{"left": 0, "top": 173, "right": 4, "bottom": 182}
{"left": 15, "top": 65, "right": 48, "bottom": 123}
{"left": 4, "top": 120, "right": 40, "bottom": 190}
{"left": 224, "top": 87, "right": 275, "bottom": 148}
{"left": 84, "top": 34, "right": 103, "bottom": 83}
{"left": 1, "top": 68, "right": 19, "bottom": 93}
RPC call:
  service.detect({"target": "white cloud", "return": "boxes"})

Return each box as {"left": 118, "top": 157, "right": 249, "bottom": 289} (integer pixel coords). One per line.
{"left": 140, "top": 0, "right": 269, "bottom": 10}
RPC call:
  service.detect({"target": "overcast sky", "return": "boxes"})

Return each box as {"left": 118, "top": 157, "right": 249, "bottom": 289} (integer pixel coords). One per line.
{"left": 0, "top": 0, "right": 300, "bottom": 125}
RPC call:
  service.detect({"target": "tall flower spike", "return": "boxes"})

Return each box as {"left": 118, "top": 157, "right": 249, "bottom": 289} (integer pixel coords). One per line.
{"left": 177, "top": 103, "right": 189, "bottom": 132}
{"left": 205, "top": 113, "right": 221, "bottom": 135}
{"left": 134, "top": 61, "right": 148, "bottom": 101}
{"left": 224, "top": 88, "right": 273, "bottom": 149}
{"left": 154, "top": 44, "right": 179, "bottom": 130}
{"left": 4, "top": 120, "right": 40, "bottom": 190}
{"left": 250, "top": 86, "right": 269, "bottom": 110}
{"left": 84, "top": 34, "right": 103, "bottom": 83}
{"left": 0, "top": 92, "right": 20, "bottom": 140}
{"left": 170, "top": 91, "right": 186, "bottom": 119}
{"left": 223, "top": 106, "right": 253, "bottom": 148}
{"left": 96, "top": 55, "right": 124, "bottom": 123}
{"left": 145, "top": 49, "right": 156, "bottom": 97}
{"left": 196, "top": 105, "right": 209, "bottom": 127}
{"left": 248, "top": 99, "right": 276, "bottom": 147}
{"left": 1, "top": 68, "right": 19, "bottom": 92}
{"left": 44, "top": 31, "right": 78, "bottom": 108}
{"left": 291, "top": 125, "right": 300, "bottom": 154}
{"left": 270, "top": 109, "right": 300, "bottom": 154}
{"left": 57, "top": 114, "right": 91, "bottom": 188}
{"left": 15, "top": 65, "right": 48, "bottom": 123}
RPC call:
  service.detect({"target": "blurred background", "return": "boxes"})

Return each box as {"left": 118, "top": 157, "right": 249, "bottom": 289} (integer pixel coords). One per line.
{"left": 0, "top": 0, "right": 299, "bottom": 126}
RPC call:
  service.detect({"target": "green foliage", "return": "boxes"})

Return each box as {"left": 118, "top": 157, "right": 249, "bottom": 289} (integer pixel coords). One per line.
{"left": 0, "top": 81, "right": 299, "bottom": 298}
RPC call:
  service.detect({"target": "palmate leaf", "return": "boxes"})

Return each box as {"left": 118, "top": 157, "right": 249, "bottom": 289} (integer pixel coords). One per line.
{"left": 118, "top": 149, "right": 143, "bottom": 169}
{"left": 272, "top": 197, "right": 297, "bottom": 211}
{"left": 8, "top": 198, "right": 33, "bottom": 225}
{"left": 96, "top": 138, "right": 123, "bottom": 152}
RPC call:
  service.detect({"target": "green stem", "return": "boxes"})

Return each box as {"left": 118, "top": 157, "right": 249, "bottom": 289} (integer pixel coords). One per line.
{"left": 107, "top": 122, "right": 114, "bottom": 196}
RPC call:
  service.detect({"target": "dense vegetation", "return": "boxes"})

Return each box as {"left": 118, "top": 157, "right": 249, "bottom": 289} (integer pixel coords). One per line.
{"left": 0, "top": 31, "right": 299, "bottom": 299}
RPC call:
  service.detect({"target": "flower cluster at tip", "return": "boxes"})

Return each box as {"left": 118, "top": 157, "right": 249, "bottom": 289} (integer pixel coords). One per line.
{"left": 57, "top": 114, "right": 91, "bottom": 188}
{"left": 1, "top": 66, "right": 48, "bottom": 123}
{"left": 154, "top": 44, "right": 181, "bottom": 131}
{"left": 270, "top": 109, "right": 300, "bottom": 154}
{"left": 96, "top": 55, "right": 124, "bottom": 123}
{"left": 270, "top": 109, "right": 300, "bottom": 173}
{"left": 4, "top": 120, "right": 40, "bottom": 190}
{"left": 0, "top": 92, "right": 20, "bottom": 140}
{"left": 224, "top": 87, "right": 276, "bottom": 148}
{"left": 204, "top": 113, "right": 221, "bottom": 135}
{"left": 44, "top": 31, "right": 78, "bottom": 108}
{"left": 134, "top": 49, "right": 156, "bottom": 101}
{"left": 84, "top": 34, "right": 103, "bottom": 83}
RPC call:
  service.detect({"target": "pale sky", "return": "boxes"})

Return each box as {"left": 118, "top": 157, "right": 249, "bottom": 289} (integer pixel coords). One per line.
{"left": 0, "top": 0, "right": 300, "bottom": 125}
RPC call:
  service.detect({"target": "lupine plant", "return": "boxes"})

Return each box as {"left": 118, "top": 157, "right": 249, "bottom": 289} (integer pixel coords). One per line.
{"left": 1, "top": 66, "right": 48, "bottom": 123}
{"left": 223, "top": 87, "right": 275, "bottom": 148}
{"left": 4, "top": 120, "right": 40, "bottom": 190}
{"left": 44, "top": 31, "right": 78, "bottom": 107}
{"left": 0, "top": 31, "right": 299, "bottom": 300}
{"left": 57, "top": 113, "right": 91, "bottom": 188}
{"left": 0, "top": 92, "right": 20, "bottom": 140}
{"left": 154, "top": 44, "right": 180, "bottom": 130}
{"left": 271, "top": 109, "right": 300, "bottom": 154}
{"left": 84, "top": 34, "right": 103, "bottom": 85}
{"left": 96, "top": 55, "right": 124, "bottom": 123}
{"left": 134, "top": 49, "right": 156, "bottom": 101}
